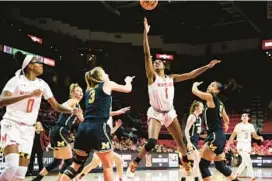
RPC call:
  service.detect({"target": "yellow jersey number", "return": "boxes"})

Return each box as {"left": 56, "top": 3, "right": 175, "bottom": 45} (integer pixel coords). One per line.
{"left": 89, "top": 89, "right": 96, "bottom": 104}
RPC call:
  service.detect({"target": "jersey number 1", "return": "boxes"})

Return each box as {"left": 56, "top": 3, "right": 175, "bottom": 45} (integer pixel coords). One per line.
{"left": 165, "top": 88, "right": 168, "bottom": 99}
{"left": 26, "top": 99, "right": 35, "bottom": 113}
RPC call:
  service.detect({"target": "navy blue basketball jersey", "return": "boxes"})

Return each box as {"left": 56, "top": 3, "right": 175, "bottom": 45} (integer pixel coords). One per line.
{"left": 189, "top": 114, "right": 201, "bottom": 137}
{"left": 84, "top": 82, "right": 112, "bottom": 123}
{"left": 56, "top": 103, "right": 80, "bottom": 130}
{"left": 203, "top": 94, "right": 223, "bottom": 132}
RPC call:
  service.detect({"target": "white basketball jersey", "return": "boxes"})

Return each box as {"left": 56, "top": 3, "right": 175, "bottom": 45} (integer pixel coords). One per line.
{"left": 2, "top": 75, "right": 53, "bottom": 125}
{"left": 234, "top": 122, "right": 256, "bottom": 143}
{"left": 148, "top": 74, "right": 174, "bottom": 111}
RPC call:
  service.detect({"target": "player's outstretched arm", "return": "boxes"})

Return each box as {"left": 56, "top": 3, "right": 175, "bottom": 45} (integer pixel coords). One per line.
{"left": 107, "top": 76, "right": 135, "bottom": 93}
{"left": 110, "top": 107, "right": 130, "bottom": 116}
{"left": 47, "top": 97, "right": 75, "bottom": 114}
{"left": 143, "top": 17, "right": 156, "bottom": 84}
{"left": 170, "top": 60, "right": 221, "bottom": 82}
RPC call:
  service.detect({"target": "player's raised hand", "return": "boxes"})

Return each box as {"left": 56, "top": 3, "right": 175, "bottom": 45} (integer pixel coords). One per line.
{"left": 207, "top": 60, "right": 221, "bottom": 68}
{"left": 193, "top": 82, "right": 203, "bottom": 87}
{"left": 144, "top": 17, "right": 150, "bottom": 34}
{"left": 125, "top": 76, "right": 135, "bottom": 83}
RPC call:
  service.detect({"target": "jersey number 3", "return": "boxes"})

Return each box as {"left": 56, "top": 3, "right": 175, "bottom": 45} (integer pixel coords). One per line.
{"left": 244, "top": 132, "right": 249, "bottom": 139}
{"left": 89, "top": 89, "right": 96, "bottom": 104}
{"left": 26, "top": 99, "right": 35, "bottom": 113}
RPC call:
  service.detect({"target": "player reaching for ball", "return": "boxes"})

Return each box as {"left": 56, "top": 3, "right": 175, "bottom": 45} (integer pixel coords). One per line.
{"left": 126, "top": 17, "right": 221, "bottom": 178}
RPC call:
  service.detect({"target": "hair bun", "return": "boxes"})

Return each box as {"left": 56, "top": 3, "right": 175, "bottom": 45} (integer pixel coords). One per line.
{"left": 14, "top": 51, "right": 26, "bottom": 62}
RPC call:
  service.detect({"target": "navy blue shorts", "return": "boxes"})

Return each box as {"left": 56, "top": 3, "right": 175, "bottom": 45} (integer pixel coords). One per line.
{"left": 205, "top": 131, "right": 226, "bottom": 155}
{"left": 50, "top": 126, "right": 70, "bottom": 148}
{"left": 190, "top": 136, "right": 199, "bottom": 150}
{"left": 74, "top": 121, "right": 112, "bottom": 153}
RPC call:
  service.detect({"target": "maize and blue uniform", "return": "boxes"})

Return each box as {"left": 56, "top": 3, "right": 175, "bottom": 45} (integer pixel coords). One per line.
{"left": 50, "top": 103, "right": 80, "bottom": 148}
{"left": 74, "top": 82, "right": 112, "bottom": 153}
{"left": 203, "top": 94, "right": 226, "bottom": 155}
{"left": 188, "top": 114, "right": 201, "bottom": 150}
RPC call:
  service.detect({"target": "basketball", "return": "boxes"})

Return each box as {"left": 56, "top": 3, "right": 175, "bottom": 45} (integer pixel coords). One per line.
{"left": 140, "top": 0, "right": 158, "bottom": 11}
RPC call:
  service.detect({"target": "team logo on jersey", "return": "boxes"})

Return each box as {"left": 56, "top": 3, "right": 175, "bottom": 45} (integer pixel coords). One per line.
{"left": 57, "top": 141, "right": 66, "bottom": 147}
{"left": 209, "top": 143, "right": 217, "bottom": 152}
{"left": 101, "top": 142, "right": 110, "bottom": 150}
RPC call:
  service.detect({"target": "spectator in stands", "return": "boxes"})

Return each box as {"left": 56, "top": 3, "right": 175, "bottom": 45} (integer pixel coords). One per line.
{"left": 27, "top": 121, "right": 49, "bottom": 176}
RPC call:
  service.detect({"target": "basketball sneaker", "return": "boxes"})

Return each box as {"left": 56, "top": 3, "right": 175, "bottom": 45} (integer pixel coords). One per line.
{"left": 126, "top": 160, "right": 138, "bottom": 178}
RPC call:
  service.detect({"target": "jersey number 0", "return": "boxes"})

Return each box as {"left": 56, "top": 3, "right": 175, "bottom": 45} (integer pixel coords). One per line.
{"left": 26, "top": 99, "right": 35, "bottom": 113}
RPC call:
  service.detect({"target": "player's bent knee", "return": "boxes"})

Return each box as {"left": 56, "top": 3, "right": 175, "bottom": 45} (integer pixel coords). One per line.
{"left": 144, "top": 138, "right": 157, "bottom": 152}
{"left": 214, "top": 160, "right": 232, "bottom": 177}
{"left": 60, "top": 159, "right": 73, "bottom": 173}
{"left": 45, "top": 158, "right": 62, "bottom": 171}
{"left": 199, "top": 158, "right": 211, "bottom": 179}
{"left": 3, "top": 153, "right": 20, "bottom": 178}
{"left": 73, "top": 153, "right": 87, "bottom": 165}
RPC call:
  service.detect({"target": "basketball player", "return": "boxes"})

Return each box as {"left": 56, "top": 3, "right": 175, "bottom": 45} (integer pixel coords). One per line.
{"left": 75, "top": 107, "right": 130, "bottom": 181}
{"left": 126, "top": 17, "right": 220, "bottom": 178}
{"left": 228, "top": 113, "right": 263, "bottom": 181}
{"left": 32, "top": 83, "right": 84, "bottom": 181}
{"left": 192, "top": 81, "right": 240, "bottom": 181}
{"left": 60, "top": 67, "right": 134, "bottom": 181}
{"left": 0, "top": 52, "right": 80, "bottom": 181}
{"left": 183, "top": 101, "right": 204, "bottom": 181}
{"left": 76, "top": 119, "right": 124, "bottom": 181}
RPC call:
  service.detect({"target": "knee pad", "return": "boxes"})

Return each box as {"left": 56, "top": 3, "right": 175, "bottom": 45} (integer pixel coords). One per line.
{"left": 214, "top": 160, "right": 232, "bottom": 177}
{"left": 45, "top": 158, "right": 62, "bottom": 171}
{"left": 60, "top": 159, "right": 73, "bottom": 174}
{"left": 0, "top": 153, "right": 19, "bottom": 180}
{"left": 15, "top": 166, "right": 28, "bottom": 179}
{"left": 144, "top": 138, "right": 157, "bottom": 152}
{"left": 199, "top": 158, "right": 211, "bottom": 179}
{"left": 75, "top": 158, "right": 88, "bottom": 175}
{"left": 73, "top": 153, "right": 87, "bottom": 165}
{"left": 5, "top": 153, "right": 20, "bottom": 169}
{"left": 63, "top": 166, "right": 77, "bottom": 179}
